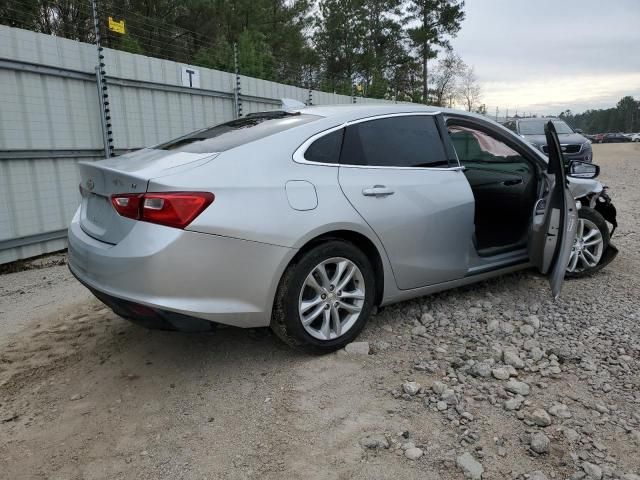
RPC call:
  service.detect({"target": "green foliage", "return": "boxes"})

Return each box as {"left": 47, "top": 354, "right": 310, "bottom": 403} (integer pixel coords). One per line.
{"left": 1, "top": 0, "right": 469, "bottom": 103}
{"left": 559, "top": 96, "right": 640, "bottom": 133}
{"left": 405, "top": 0, "right": 465, "bottom": 102}
{"left": 116, "top": 34, "right": 144, "bottom": 55}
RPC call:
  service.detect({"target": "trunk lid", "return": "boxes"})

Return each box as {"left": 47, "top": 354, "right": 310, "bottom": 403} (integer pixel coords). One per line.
{"left": 78, "top": 149, "right": 217, "bottom": 244}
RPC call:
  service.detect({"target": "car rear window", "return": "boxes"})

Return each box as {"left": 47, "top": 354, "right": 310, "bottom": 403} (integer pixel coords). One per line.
{"left": 340, "top": 115, "right": 449, "bottom": 168}
{"left": 158, "top": 112, "right": 320, "bottom": 153}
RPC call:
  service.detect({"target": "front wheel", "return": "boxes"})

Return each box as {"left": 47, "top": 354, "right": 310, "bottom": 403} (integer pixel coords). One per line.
{"left": 566, "top": 207, "right": 610, "bottom": 277}
{"left": 271, "top": 240, "right": 376, "bottom": 353}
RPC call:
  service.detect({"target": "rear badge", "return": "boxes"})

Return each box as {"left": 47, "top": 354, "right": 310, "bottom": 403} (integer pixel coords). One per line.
{"left": 86, "top": 179, "right": 95, "bottom": 191}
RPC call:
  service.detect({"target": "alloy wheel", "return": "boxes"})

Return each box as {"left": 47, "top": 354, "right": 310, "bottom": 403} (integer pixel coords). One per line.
{"left": 298, "top": 257, "right": 365, "bottom": 341}
{"left": 567, "top": 217, "right": 604, "bottom": 273}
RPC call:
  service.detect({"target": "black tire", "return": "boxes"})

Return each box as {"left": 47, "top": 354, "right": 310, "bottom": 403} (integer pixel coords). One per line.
{"left": 565, "top": 207, "right": 610, "bottom": 278}
{"left": 271, "top": 240, "right": 376, "bottom": 354}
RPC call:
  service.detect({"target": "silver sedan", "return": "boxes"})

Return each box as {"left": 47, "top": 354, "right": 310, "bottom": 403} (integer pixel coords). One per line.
{"left": 68, "top": 105, "right": 616, "bottom": 352}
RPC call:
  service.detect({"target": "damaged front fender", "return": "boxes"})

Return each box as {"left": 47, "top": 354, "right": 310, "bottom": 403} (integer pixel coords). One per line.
{"left": 594, "top": 190, "right": 618, "bottom": 237}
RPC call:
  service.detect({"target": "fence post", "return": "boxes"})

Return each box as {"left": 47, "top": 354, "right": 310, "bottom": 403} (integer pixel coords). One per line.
{"left": 91, "top": 0, "right": 114, "bottom": 158}
{"left": 233, "top": 42, "right": 242, "bottom": 118}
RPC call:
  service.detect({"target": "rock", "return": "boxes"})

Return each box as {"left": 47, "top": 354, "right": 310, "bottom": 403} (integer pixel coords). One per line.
{"left": 441, "top": 389, "right": 458, "bottom": 405}
{"left": 526, "top": 315, "right": 541, "bottom": 330}
{"left": 530, "top": 432, "right": 550, "bottom": 454}
{"left": 520, "top": 324, "right": 535, "bottom": 336}
{"left": 530, "top": 347, "right": 545, "bottom": 362}
{"left": 528, "top": 408, "right": 552, "bottom": 427}
{"left": 529, "top": 471, "right": 549, "bottom": 480}
{"left": 582, "top": 462, "right": 603, "bottom": 479}
{"left": 401, "top": 441, "right": 415, "bottom": 450}
{"left": 492, "top": 367, "right": 510, "bottom": 380}
{"left": 345, "top": 342, "right": 370, "bottom": 355}
{"left": 560, "top": 427, "right": 580, "bottom": 443}
{"left": 420, "top": 313, "right": 435, "bottom": 325}
{"left": 405, "top": 447, "right": 424, "bottom": 460}
{"left": 431, "top": 381, "right": 447, "bottom": 395}
{"left": 487, "top": 319, "right": 500, "bottom": 332}
{"left": 504, "top": 350, "right": 525, "bottom": 369}
{"left": 411, "top": 325, "right": 427, "bottom": 336}
{"left": 402, "top": 381, "right": 421, "bottom": 396}
{"left": 622, "top": 474, "right": 640, "bottom": 480}
{"left": 501, "top": 322, "right": 515, "bottom": 334}
{"left": 549, "top": 403, "right": 572, "bottom": 418}
{"left": 471, "top": 362, "right": 492, "bottom": 378}
{"left": 359, "top": 434, "right": 389, "bottom": 449}
{"left": 456, "top": 452, "right": 484, "bottom": 480}
{"left": 593, "top": 404, "right": 609, "bottom": 414}
{"left": 505, "top": 379, "right": 530, "bottom": 396}
{"left": 504, "top": 395, "right": 525, "bottom": 411}
{"left": 436, "top": 401, "right": 448, "bottom": 411}
{"left": 69, "top": 394, "right": 82, "bottom": 401}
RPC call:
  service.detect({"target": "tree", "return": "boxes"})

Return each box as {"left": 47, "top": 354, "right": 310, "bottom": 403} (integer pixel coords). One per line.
{"left": 313, "top": 0, "right": 365, "bottom": 94}
{"left": 430, "top": 50, "right": 465, "bottom": 106}
{"left": 405, "top": 0, "right": 465, "bottom": 103}
{"left": 558, "top": 96, "right": 639, "bottom": 133}
{"left": 457, "top": 65, "right": 481, "bottom": 112}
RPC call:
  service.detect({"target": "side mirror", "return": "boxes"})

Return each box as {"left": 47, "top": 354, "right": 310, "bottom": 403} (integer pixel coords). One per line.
{"left": 568, "top": 160, "right": 599, "bottom": 179}
{"left": 574, "top": 128, "right": 583, "bottom": 134}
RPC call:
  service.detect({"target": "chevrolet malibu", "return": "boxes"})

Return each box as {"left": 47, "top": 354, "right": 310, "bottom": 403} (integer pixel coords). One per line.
{"left": 68, "top": 105, "right": 617, "bottom": 353}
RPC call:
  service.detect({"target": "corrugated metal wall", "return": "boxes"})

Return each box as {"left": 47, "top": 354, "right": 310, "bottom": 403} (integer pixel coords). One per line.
{"left": 0, "top": 25, "right": 402, "bottom": 264}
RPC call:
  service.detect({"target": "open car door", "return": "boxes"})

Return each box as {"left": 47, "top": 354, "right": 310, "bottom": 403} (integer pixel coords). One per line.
{"left": 528, "top": 121, "right": 578, "bottom": 298}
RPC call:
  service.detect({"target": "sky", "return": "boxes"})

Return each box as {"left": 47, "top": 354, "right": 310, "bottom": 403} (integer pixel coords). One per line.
{"left": 449, "top": 0, "right": 640, "bottom": 116}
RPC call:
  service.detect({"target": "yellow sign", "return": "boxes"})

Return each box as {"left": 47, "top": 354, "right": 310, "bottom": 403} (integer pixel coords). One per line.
{"left": 108, "top": 17, "right": 126, "bottom": 34}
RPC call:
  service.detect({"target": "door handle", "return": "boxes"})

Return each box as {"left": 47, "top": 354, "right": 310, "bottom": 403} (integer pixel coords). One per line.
{"left": 362, "top": 185, "right": 395, "bottom": 197}
{"left": 502, "top": 179, "right": 523, "bottom": 186}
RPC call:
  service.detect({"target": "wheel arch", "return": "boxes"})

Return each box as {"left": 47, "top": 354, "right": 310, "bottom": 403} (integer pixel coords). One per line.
{"left": 281, "top": 229, "right": 387, "bottom": 307}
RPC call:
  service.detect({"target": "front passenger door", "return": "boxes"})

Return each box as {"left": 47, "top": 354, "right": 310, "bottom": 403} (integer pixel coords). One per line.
{"left": 528, "top": 121, "right": 578, "bottom": 298}
{"left": 338, "top": 113, "right": 475, "bottom": 290}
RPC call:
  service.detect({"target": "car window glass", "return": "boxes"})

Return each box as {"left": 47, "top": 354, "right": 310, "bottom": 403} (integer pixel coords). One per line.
{"left": 448, "top": 125, "right": 534, "bottom": 175}
{"left": 340, "top": 115, "right": 449, "bottom": 168}
{"left": 304, "top": 129, "right": 344, "bottom": 164}
{"left": 518, "top": 120, "right": 574, "bottom": 135}
{"left": 158, "top": 112, "right": 320, "bottom": 153}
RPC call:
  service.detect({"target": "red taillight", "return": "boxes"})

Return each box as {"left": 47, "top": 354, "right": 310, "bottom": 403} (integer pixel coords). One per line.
{"left": 111, "top": 193, "right": 143, "bottom": 219}
{"left": 111, "top": 192, "right": 214, "bottom": 229}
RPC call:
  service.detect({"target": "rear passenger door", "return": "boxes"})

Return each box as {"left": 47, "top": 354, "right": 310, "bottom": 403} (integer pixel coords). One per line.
{"left": 338, "top": 113, "right": 475, "bottom": 290}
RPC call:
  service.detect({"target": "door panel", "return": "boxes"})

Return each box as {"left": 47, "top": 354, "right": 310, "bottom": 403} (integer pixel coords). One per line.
{"left": 339, "top": 166, "right": 475, "bottom": 290}
{"left": 528, "top": 121, "right": 578, "bottom": 298}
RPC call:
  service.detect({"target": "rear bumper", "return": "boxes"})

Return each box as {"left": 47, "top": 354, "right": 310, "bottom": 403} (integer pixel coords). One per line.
{"left": 67, "top": 210, "right": 296, "bottom": 328}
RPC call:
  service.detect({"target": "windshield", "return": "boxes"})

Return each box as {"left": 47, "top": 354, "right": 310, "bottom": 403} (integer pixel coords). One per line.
{"left": 518, "top": 120, "right": 574, "bottom": 135}
{"left": 157, "top": 112, "right": 319, "bottom": 153}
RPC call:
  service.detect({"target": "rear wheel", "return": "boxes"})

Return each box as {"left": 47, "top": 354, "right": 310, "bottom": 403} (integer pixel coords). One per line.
{"left": 271, "top": 240, "right": 376, "bottom": 353}
{"left": 566, "top": 207, "right": 610, "bottom": 277}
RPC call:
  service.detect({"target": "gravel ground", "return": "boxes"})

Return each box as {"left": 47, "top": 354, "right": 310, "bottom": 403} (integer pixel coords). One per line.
{"left": 0, "top": 143, "right": 639, "bottom": 480}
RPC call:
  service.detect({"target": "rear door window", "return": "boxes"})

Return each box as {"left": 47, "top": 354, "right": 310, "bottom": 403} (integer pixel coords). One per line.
{"left": 304, "top": 129, "right": 344, "bottom": 164}
{"left": 340, "top": 115, "right": 449, "bottom": 168}
{"left": 158, "top": 112, "right": 320, "bottom": 153}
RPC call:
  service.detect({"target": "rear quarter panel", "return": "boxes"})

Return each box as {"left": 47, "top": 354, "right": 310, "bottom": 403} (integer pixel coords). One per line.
{"left": 146, "top": 119, "right": 399, "bottom": 302}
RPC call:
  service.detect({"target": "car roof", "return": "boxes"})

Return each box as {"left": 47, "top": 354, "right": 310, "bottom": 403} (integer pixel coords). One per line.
{"left": 516, "top": 117, "right": 566, "bottom": 123}
{"left": 295, "top": 103, "right": 490, "bottom": 124}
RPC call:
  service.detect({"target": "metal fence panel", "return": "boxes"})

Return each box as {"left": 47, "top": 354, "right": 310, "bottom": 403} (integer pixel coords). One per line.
{"left": 0, "top": 25, "right": 408, "bottom": 264}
